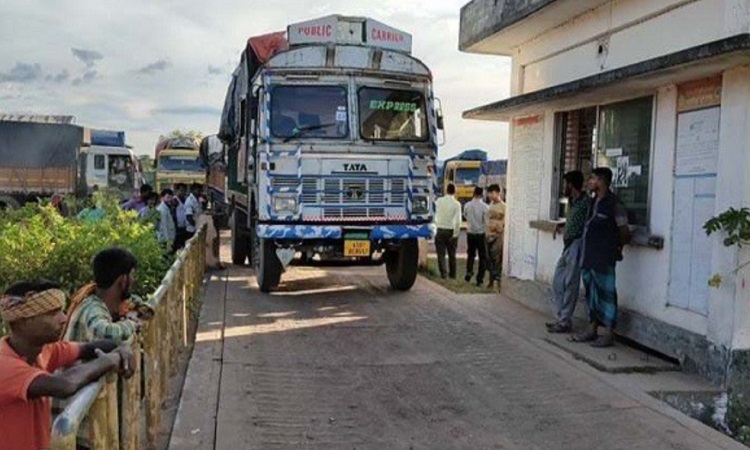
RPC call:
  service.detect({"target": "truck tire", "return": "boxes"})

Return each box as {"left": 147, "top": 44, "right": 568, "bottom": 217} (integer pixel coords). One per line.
{"left": 385, "top": 238, "right": 419, "bottom": 291}
{"left": 0, "top": 196, "right": 21, "bottom": 210}
{"left": 258, "top": 238, "right": 282, "bottom": 293}
{"left": 231, "top": 213, "right": 248, "bottom": 266}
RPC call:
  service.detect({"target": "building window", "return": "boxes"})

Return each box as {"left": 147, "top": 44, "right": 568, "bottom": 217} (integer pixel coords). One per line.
{"left": 553, "top": 96, "right": 653, "bottom": 227}
{"left": 94, "top": 155, "right": 105, "bottom": 170}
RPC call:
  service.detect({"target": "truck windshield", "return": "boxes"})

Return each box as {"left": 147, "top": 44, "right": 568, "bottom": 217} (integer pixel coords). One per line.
{"left": 359, "top": 87, "right": 428, "bottom": 142}
{"left": 159, "top": 155, "right": 205, "bottom": 172}
{"left": 270, "top": 85, "right": 349, "bottom": 140}
{"left": 455, "top": 167, "right": 480, "bottom": 186}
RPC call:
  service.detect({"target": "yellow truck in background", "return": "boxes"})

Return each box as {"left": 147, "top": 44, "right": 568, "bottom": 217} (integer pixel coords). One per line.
{"left": 442, "top": 159, "right": 482, "bottom": 206}
{"left": 154, "top": 137, "right": 205, "bottom": 192}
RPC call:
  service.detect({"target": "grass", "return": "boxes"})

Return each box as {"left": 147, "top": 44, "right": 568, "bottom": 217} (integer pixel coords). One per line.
{"left": 419, "top": 256, "right": 498, "bottom": 294}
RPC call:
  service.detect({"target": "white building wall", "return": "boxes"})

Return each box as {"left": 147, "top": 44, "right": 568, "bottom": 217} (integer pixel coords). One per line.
{"left": 500, "top": 0, "right": 750, "bottom": 347}
{"left": 518, "top": 0, "right": 726, "bottom": 94}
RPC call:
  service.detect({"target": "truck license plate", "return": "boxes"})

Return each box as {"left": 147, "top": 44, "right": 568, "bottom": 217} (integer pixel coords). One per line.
{"left": 344, "top": 240, "right": 370, "bottom": 257}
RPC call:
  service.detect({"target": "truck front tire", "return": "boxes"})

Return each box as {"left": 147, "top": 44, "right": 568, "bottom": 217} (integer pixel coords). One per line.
{"left": 231, "top": 213, "right": 248, "bottom": 266}
{"left": 385, "top": 239, "right": 419, "bottom": 291}
{"left": 258, "top": 238, "right": 282, "bottom": 293}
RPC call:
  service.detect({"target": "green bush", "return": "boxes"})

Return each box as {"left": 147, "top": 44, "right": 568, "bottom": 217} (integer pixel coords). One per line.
{"left": 0, "top": 195, "right": 175, "bottom": 336}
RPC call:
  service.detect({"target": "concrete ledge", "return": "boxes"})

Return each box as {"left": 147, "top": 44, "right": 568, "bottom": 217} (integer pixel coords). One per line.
{"left": 500, "top": 276, "right": 731, "bottom": 385}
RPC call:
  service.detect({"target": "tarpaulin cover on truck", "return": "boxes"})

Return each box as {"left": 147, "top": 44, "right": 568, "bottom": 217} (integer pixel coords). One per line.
{"left": 219, "top": 31, "right": 287, "bottom": 145}
{"left": 0, "top": 121, "right": 81, "bottom": 166}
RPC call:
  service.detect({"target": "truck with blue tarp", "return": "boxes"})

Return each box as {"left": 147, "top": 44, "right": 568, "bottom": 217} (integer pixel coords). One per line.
{"left": 219, "top": 15, "right": 444, "bottom": 292}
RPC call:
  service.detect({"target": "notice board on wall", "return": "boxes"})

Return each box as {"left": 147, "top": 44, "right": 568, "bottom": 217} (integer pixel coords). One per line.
{"left": 508, "top": 114, "right": 544, "bottom": 280}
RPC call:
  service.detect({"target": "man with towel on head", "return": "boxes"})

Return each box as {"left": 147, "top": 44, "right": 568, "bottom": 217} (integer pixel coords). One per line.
{"left": 0, "top": 280, "right": 134, "bottom": 450}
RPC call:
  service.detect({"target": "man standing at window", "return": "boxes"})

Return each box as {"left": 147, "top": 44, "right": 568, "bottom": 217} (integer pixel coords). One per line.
{"left": 571, "top": 168, "right": 630, "bottom": 348}
{"left": 485, "top": 184, "right": 506, "bottom": 290}
{"left": 463, "top": 187, "right": 489, "bottom": 287}
{"left": 434, "top": 184, "right": 462, "bottom": 279}
{"left": 547, "top": 171, "right": 587, "bottom": 333}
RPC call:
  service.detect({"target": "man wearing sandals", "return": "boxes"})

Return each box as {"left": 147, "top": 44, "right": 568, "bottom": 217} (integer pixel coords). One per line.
{"left": 546, "top": 171, "right": 587, "bottom": 334}
{"left": 571, "top": 168, "right": 630, "bottom": 348}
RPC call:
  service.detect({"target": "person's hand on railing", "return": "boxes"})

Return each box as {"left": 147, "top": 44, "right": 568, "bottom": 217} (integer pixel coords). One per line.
{"left": 94, "top": 345, "right": 136, "bottom": 379}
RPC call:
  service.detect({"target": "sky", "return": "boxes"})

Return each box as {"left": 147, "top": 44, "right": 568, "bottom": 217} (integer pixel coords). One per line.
{"left": 0, "top": 0, "right": 511, "bottom": 160}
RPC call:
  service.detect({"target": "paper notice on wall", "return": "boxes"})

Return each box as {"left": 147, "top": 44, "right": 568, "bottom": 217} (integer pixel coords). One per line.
{"left": 675, "top": 107, "right": 720, "bottom": 176}
{"left": 614, "top": 156, "right": 630, "bottom": 188}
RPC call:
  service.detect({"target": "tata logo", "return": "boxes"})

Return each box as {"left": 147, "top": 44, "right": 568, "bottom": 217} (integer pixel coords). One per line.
{"left": 343, "top": 163, "right": 368, "bottom": 172}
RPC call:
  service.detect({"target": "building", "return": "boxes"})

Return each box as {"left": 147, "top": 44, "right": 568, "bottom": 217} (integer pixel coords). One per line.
{"left": 459, "top": 0, "right": 750, "bottom": 386}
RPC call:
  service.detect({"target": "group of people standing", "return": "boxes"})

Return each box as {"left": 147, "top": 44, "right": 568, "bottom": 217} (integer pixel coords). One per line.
{"left": 434, "top": 183, "right": 506, "bottom": 290}
{"left": 548, "top": 167, "right": 630, "bottom": 348}
{"left": 122, "top": 182, "right": 205, "bottom": 253}
{"left": 433, "top": 167, "right": 630, "bottom": 349}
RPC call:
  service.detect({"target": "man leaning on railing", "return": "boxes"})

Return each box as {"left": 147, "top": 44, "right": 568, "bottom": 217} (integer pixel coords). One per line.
{"left": 0, "top": 281, "right": 134, "bottom": 450}
{"left": 56, "top": 247, "right": 155, "bottom": 449}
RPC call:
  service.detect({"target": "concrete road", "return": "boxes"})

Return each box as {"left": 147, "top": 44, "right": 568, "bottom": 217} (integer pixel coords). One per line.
{"left": 171, "top": 260, "right": 742, "bottom": 450}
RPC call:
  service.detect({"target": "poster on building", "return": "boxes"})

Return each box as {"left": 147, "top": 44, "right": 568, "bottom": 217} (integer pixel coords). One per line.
{"left": 508, "top": 114, "right": 544, "bottom": 281}
{"left": 675, "top": 107, "right": 720, "bottom": 176}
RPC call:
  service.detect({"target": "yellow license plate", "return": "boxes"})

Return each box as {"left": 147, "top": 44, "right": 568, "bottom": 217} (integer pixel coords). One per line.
{"left": 344, "top": 240, "right": 371, "bottom": 257}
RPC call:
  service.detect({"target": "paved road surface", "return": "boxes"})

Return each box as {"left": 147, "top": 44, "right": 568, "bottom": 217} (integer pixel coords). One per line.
{"left": 171, "top": 259, "right": 742, "bottom": 450}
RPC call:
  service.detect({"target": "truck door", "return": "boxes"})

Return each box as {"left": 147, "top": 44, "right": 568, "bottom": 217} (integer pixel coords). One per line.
{"left": 90, "top": 153, "right": 108, "bottom": 190}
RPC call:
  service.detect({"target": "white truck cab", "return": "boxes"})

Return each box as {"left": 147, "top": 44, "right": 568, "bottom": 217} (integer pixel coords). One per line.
{"left": 82, "top": 144, "right": 142, "bottom": 198}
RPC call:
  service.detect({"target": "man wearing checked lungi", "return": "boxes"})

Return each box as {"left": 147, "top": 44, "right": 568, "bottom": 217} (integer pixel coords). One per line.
{"left": 570, "top": 167, "right": 630, "bottom": 348}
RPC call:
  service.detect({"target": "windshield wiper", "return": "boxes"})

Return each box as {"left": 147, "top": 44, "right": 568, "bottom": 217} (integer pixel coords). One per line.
{"left": 282, "top": 123, "right": 337, "bottom": 143}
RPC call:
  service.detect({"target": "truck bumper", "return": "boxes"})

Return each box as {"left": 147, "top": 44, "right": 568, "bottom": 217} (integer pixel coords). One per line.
{"left": 257, "top": 224, "right": 435, "bottom": 240}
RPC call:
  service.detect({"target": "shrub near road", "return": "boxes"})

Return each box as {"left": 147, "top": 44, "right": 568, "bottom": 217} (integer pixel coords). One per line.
{"left": 0, "top": 197, "right": 174, "bottom": 336}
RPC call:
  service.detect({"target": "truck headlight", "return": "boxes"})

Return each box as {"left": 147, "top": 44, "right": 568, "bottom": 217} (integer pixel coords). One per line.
{"left": 412, "top": 196, "right": 429, "bottom": 215}
{"left": 273, "top": 196, "right": 297, "bottom": 213}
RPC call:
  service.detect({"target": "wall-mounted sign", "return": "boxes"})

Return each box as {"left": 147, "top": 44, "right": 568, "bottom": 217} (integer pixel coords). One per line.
{"left": 677, "top": 75, "right": 722, "bottom": 113}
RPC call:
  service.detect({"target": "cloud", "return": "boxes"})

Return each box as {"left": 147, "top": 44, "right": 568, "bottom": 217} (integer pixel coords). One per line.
{"left": 152, "top": 105, "right": 222, "bottom": 116}
{"left": 46, "top": 69, "right": 70, "bottom": 83}
{"left": 71, "top": 48, "right": 104, "bottom": 68}
{"left": 207, "top": 65, "right": 223, "bottom": 75}
{"left": 72, "top": 69, "right": 98, "bottom": 86}
{"left": 0, "top": 62, "right": 43, "bottom": 83}
{"left": 138, "top": 59, "right": 172, "bottom": 74}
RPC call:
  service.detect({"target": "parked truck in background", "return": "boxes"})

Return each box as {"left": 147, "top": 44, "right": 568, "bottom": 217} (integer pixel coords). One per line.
{"left": 154, "top": 137, "right": 205, "bottom": 192}
{"left": 200, "top": 134, "right": 230, "bottom": 229}
{"left": 439, "top": 149, "right": 507, "bottom": 203}
{"left": 0, "top": 115, "right": 142, "bottom": 208}
{"left": 219, "top": 15, "right": 443, "bottom": 292}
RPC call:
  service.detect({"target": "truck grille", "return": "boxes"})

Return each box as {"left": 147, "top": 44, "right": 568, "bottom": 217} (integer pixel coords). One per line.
{"left": 391, "top": 179, "right": 406, "bottom": 205}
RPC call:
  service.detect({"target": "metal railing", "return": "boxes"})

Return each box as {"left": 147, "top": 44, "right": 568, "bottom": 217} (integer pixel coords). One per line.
{"left": 51, "top": 225, "right": 207, "bottom": 450}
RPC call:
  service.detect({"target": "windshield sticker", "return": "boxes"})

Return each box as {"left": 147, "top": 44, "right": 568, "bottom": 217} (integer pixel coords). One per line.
{"left": 369, "top": 100, "right": 419, "bottom": 112}
{"left": 336, "top": 106, "right": 347, "bottom": 122}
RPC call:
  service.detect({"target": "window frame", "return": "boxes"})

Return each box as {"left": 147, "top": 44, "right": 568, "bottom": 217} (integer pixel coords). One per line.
{"left": 94, "top": 154, "right": 106, "bottom": 171}
{"left": 269, "top": 84, "right": 350, "bottom": 141}
{"left": 357, "top": 86, "right": 429, "bottom": 143}
{"left": 551, "top": 95, "right": 655, "bottom": 229}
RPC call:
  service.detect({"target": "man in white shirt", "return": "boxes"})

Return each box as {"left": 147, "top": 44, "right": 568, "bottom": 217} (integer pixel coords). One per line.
{"left": 433, "top": 183, "right": 462, "bottom": 279}
{"left": 463, "top": 187, "right": 489, "bottom": 286}
{"left": 173, "top": 183, "right": 189, "bottom": 251}
{"left": 157, "top": 188, "right": 176, "bottom": 247}
{"left": 184, "top": 183, "right": 204, "bottom": 238}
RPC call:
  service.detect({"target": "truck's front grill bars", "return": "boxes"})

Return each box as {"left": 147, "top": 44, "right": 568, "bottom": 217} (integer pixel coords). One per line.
{"left": 391, "top": 179, "right": 406, "bottom": 205}
{"left": 296, "top": 177, "right": 409, "bottom": 221}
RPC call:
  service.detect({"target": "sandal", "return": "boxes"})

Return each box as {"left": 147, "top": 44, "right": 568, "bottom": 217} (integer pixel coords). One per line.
{"left": 590, "top": 336, "right": 614, "bottom": 348}
{"left": 569, "top": 332, "right": 597, "bottom": 343}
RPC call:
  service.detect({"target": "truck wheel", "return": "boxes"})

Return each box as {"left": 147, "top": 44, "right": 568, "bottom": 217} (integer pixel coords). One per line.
{"left": 258, "top": 239, "right": 282, "bottom": 293}
{"left": 385, "top": 239, "right": 419, "bottom": 291}
{"left": 231, "top": 213, "right": 247, "bottom": 265}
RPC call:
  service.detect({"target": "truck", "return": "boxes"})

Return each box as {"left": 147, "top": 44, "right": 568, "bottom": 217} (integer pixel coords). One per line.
{"left": 200, "top": 135, "right": 230, "bottom": 229}
{"left": 439, "top": 149, "right": 507, "bottom": 204}
{"left": 0, "top": 116, "right": 142, "bottom": 208}
{"left": 219, "top": 15, "right": 444, "bottom": 292}
{"left": 154, "top": 137, "right": 205, "bottom": 192}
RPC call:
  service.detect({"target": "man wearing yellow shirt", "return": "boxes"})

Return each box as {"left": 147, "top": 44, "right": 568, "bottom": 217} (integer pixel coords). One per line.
{"left": 486, "top": 184, "right": 506, "bottom": 289}
{"left": 434, "top": 183, "right": 462, "bottom": 279}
